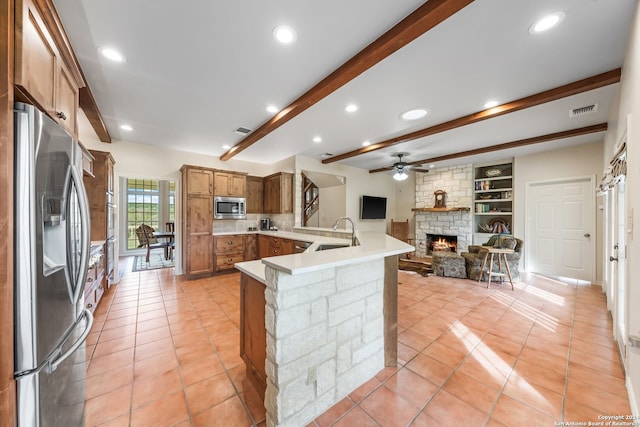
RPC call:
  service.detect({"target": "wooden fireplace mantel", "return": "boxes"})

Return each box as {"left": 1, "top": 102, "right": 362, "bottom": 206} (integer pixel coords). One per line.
{"left": 411, "top": 207, "right": 471, "bottom": 212}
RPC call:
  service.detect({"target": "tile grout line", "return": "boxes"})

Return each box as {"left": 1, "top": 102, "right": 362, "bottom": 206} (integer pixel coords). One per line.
{"left": 180, "top": 275, "right": 262, "bottom": 426}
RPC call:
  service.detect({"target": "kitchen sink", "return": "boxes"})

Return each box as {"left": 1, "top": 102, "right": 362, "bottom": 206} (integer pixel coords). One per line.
{"left": 315, "top": 243, "right": 350, "bottom": 251}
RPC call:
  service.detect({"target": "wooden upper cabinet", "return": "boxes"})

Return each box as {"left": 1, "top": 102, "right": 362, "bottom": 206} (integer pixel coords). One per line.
{"left": 55, "top": 62, "right": 78, "bottom": 135}
{"left": 15, "top": 0, "right": 79, "bottom": 136}
{"left": 263, "top": 172, "right": 293, "bottom": 214}
{"left": 246, "top": 176, "right": 264, "bottom": 214}
{"left": 214, "top": 171, "right": 246, "bottom": 197}
{"left": 186, "top": 168, "right": 214, "bottom": 197}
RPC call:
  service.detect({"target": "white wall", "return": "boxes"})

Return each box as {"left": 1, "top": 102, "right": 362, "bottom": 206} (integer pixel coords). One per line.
{"left": 514, "top": 141, "right": 604, "bottom": 281}
{"left": 604, "top": 1, "right": 640, "bottom": 415}
{"left": 318, "top": 185, "right": 346, "bottom": 228}
{"left": 394, "top": 171, "right": 416, "bottom": 238}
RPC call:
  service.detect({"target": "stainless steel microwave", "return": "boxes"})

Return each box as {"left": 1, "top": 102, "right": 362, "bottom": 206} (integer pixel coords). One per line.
{"left": 214, "top": 196, "right": 246, "bottom": 219}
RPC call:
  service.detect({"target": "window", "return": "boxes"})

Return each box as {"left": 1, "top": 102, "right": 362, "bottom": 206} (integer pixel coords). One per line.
{"left": 124, "top": 178, "right": 175, "bottom": 251}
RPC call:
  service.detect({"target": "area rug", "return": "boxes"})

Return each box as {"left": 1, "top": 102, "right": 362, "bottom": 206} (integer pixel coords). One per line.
{"left": 132, "top": 253, "right": 174, "bottom": 272}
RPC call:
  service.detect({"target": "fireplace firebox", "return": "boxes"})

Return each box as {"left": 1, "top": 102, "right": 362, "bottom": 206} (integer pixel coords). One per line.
{"left": 426, "top": 233, "right": 458, "bottom": 255}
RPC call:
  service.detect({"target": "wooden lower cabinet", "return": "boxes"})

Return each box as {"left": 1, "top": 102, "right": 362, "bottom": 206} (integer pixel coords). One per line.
{"left": 186, "top": 235, "right": 214, "bottom": 276}
{"left": 214, "top": 235, "right": 245, "bottom": 272}
{"left": 258, "top": 235, "right": 294, "bottom": 258}
{"left": 84, "top": 243, "right": 105, "bottom": 314}
{"left": 245, "top": 234, "right": 258, "bottom": 261}
{"left": 240, "top": 273, "right": 267, "bottom": 400}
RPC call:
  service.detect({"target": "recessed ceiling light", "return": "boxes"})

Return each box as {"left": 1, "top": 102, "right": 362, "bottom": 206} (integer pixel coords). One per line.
{"left": 120, "top": 124, "right": 133, "bottom": 131}
{"left": 313, "top": 136, "right": 322, "bottom": 143}
{"left": 273, "top": 25, "right": 297, "bottom": 44}
{"left": 429, "top": 164, "right": 435, "bottom": 168}
{"left": 483, "top": 100, "right": 499, "bottom": 109}
{"left": 401, "top": 108, "right": 429, "bottom": 121}
{"left": 98, "top": 46, "right": 126, "bottom": 63}
{"left": 345, "top": 104, "right": 358, "bottom": 113}
{"left": 266, "top": 105, "right": 279, "bottom": 113}
{"left": 222, "top": 145, "right": 231, "bottom": 150}
{"left": 362, "top": 141, "right": 371, "bottom": 147}
{"left": 529, "top": 11, "right": 565, "bottom": 34}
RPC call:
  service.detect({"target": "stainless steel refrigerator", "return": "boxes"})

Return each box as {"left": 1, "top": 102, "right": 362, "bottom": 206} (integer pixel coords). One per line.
{"left": 14, "top": 102, "right": 94, "bottom": 426}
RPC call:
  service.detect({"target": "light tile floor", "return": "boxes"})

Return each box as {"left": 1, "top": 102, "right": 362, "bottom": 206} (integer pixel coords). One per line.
{"left": 84, "top": 266, "right": 631, "bottom": 426}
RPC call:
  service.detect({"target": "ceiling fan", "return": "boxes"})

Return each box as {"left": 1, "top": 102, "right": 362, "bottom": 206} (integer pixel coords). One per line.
{"left": 391, "top": 153, "right": 428, "bottom": 181}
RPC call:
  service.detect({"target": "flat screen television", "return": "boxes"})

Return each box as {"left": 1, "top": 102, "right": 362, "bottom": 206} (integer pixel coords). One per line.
{"left": 360, "top": 195, "right": 387, "bottom": 220}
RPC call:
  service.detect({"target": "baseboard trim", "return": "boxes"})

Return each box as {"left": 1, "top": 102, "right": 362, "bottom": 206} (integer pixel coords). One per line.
{"left": 627, "top": 375, "right": 639, "bottom": 416}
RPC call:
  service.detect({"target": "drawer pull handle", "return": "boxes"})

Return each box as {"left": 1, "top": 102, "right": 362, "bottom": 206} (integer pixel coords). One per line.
{"left": 56, "top": 111, "right": 67, "bottom": 120}
{"left": 228, "top": 258, "right": 233, "bottom": 262}
{"left": 228, "top": 241, "right": 233, "bottom": 245}
{"left": 87, "top": 278, "right": 93, "bottom": 282}
{"left": 87, "top": 303, "right": 93, "bottom": 309}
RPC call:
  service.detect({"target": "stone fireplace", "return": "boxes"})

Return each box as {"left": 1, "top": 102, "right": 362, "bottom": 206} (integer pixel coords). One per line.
{"left": 414, "top": 164, "right": 473, "bottom": 257}
{"left": 426, "top": 233, "right": 458, "bottom": 255}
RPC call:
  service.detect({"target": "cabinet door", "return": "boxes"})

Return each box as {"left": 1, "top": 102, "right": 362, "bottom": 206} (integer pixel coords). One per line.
{"left": 280, "top": 238, "right": 294, "bottom": 255}
{"left": 230, "top": 174, "right": 246, "bottom": 197}
{"left": 215, "top": 172, "right": 246, "bottom": 197}
{"left": 263, "top": 176, "right": 278, "bottom": 213}
{"left": 188, "top": 169, "right": 213, "bottom": 196}
{"left": 186, "top": 196, "right": 212, "bottom": 234}
{"left": 245, "top": 234, "right": 258, "bottom": 260}
{"left": 258, "top": 235, "right": 271, "bottom": 259}
{"left": 187, "top": 234, "right": 214, "bottom": 276}
{"left": 246, "top": 176, "right": 263, "bottom": 213}
{"left": 280, "top": 173, "right": 293, "bottom": 213}
{"left": 54, "top": 61, "right": 78, "bottom": 135}
{"left": 106, "top": 156, "right": 114, "bottom": 194}
{"left": 214, "top": 172, "right": 230, "bottom": 196}
{"left": 15, "top": 0, "right": 57, "bottom": 112}
{"left": 240, "top": 274, "right": 267, "bottom": 399}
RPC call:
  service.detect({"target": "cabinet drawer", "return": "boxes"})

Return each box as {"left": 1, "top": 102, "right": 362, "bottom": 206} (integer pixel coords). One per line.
{"left": 215, "top": 236, "right": 244, "bottom": 253}
{"left": 84, "top": 273, "right": 103, "bottom": 314}
{"left": 215, "top": 253, "right": 245, "bottom": 270}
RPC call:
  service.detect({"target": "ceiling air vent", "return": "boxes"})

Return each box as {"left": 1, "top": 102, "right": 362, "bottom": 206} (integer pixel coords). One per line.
{"left": 570, "top": 103, "right": 599, "bottom": 118}
{"left": 320, "top": 153, "right": 334, "bottom": 158}
{"left": 235, "top": 126, "right": 252, "bottom": 135}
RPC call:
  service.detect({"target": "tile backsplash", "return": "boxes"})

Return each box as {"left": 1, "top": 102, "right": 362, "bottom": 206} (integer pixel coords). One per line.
{"left": 212, "top": 213, "right": 295, "bottom": 233}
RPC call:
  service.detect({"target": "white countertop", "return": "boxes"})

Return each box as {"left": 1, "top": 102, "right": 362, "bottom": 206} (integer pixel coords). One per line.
{"left": 235, "top": 230, "right": 414, "bottom": 283}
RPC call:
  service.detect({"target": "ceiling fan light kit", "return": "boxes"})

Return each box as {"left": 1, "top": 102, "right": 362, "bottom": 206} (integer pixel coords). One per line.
{"left": 393, "top": 171, "right": 408, "bottom": 181}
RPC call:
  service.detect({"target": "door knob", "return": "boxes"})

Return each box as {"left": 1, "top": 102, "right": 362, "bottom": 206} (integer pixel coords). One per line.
{"left": 584, "top": 233, "right": 591, "bottom": 237}
{"left": 610, "top": 256, "right": 618, "bottom": 262}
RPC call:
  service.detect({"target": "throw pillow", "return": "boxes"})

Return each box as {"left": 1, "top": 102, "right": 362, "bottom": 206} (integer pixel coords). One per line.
{"left": 495, "top": 236, "right": 517, "bottom": 250}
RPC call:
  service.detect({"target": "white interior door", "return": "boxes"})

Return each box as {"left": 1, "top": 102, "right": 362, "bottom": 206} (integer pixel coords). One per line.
{"left": 527, "top": 177, "right": 595, "bottom": 282}
{"left": 612, "top": 178, "right": 628, "bottom": 369}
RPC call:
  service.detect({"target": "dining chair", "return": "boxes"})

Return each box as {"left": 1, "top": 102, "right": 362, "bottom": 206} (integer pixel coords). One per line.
{"left": 136, "top": 224, "right": 171, "bottom": 263}
{"left": 390, "top": 219, "right": 414, "bottom": 259}
{"left": 165, "top": 222, "right": 175, "bottom": 259}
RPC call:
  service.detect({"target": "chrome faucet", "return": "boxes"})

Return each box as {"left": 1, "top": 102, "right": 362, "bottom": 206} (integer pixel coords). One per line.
{"left": 332, "top": 217, "right": 358, "bottom": 246}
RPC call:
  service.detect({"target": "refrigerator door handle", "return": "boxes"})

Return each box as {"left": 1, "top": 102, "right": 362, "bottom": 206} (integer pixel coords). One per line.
{"left": 64, "top": 163, "right": 91, "bottom": 305}
{"left": 15, "top": 308, "right": 94, "bottom": 378}
{"left": 45, "top": 308, "right": 94, "bottom": 374}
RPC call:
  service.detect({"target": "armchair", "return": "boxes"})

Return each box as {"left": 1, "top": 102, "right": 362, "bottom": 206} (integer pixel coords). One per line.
{"left": 461, "top": 235, "right": 523, "bottom": 281}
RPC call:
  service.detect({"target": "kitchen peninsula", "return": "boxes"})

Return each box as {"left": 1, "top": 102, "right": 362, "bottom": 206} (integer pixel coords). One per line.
{"left": 235, "top": 230, "right": 413, "bottom": 427}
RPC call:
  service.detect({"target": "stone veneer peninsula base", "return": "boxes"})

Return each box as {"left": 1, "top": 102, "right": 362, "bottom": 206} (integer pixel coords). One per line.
{"left": 236, "top": 230, "right": 412, "bottom": 427}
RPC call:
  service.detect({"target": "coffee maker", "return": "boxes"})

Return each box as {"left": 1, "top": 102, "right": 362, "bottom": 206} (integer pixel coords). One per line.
{"left": 260, "top": 218, "right": 271, "bottom": 230}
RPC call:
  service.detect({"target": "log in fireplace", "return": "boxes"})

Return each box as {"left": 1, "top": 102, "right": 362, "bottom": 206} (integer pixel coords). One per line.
{"left": 426, "top": 233, "right": 458, "bottom": 255}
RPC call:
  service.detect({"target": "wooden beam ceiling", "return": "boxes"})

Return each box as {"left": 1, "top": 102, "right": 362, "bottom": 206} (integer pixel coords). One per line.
{"left": 219, "top": 0, "right": 474, "bottom": 161}
{"left": 368, "top": 123, "right": 609, "bottom": 173}
{"left": 324, "top": 68, "right": 621, "bottom": 164}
